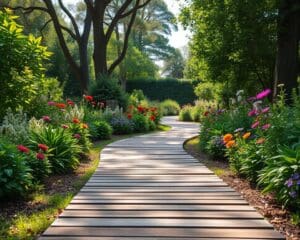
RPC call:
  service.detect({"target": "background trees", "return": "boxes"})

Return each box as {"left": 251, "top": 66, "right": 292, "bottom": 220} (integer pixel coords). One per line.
{"left": 181, "top": 0, "right": 300, "bottom": 101}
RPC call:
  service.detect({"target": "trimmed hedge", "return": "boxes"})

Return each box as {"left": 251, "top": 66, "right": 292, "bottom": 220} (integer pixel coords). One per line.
{"left": 127, "top": 78, "right": 196, "bottom": 105}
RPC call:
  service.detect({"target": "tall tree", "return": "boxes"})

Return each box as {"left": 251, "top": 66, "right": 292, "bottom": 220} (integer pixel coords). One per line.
{"left": 274, "top": 0, "right": 300, "bottom": 99}
{"left": 4, "top": 0, "right": 151, "bottom": 91}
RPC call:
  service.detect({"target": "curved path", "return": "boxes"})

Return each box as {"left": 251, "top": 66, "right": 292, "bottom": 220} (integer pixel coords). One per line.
{"left": 40, "top": 116, "right": 283, "bottom": 239}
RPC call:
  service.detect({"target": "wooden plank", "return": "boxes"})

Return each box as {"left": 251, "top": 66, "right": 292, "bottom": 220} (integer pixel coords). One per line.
{"left": 52, "top": 218, "right": 272, "bottom": 228}
{"left": 88, "top": 176, "right": 221, "bottom": 181}
{"left": 70, "top": 199, "right": 248, "bottom": 205}
{"left": 66, "top": 204, "right": 256, "bottom": 211}
{"left": 42, "top": 227, "right": 284, "bottom": 239}
{"left": 40, "top": 237, "right": 279, "bottom": 240}
{"left": 84, "top": 182, "right": 228, "bottom": 187}
{"left": 60, "top": 210, "right": 263, "bottom": 219}
{"left": 80, "top": 187, "right": 235, "bottom": 192}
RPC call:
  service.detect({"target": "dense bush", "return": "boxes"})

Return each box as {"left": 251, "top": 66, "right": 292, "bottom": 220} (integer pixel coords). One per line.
{"left": 160, "top": 99, "right": 180, "bottom": 116}
{"left": 132, "top": 114, "right": 149, "bottom": 132}
{"left": 110, "top": 116, "right": 134, "bottom": 134}
{"left": 93, "top": 121, "right": 112, "bottom": 140}
{"left": 29, "top": 127, "right": 82, "bottom": 174}
{"left": 127, "top": 78, "right": 196, "bottom": 105}
{"left": 89, "top": 75, "right": 128, "bottom": 109}
{"left": 0, "top": 10, "right": 63, "bottom": 119}
{"left": 0, "top": 139, "right": 32, "bottom": 198}
{"left": 179, "top": 105, "right": 193, "bottom": 121}
{"left": 197, "top": 86, "right": 300, "bottom": 222}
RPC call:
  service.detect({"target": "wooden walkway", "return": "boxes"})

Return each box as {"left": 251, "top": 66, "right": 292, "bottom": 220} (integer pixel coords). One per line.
{"left": 40, "top": 116, "right": 283, "bottom": 239}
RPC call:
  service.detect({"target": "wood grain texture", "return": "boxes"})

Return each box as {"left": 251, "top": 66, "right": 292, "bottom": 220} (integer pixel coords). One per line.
{"left": 39, "top": 117, "right": 283, "bottom": 239}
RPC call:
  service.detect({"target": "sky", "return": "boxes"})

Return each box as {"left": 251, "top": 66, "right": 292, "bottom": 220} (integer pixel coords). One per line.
{"left": 164, "top": 0, "right": 191, "bottom": 49}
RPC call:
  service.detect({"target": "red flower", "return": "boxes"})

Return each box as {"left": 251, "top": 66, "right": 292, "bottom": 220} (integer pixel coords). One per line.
{"left": 36, "top": 152, "right": 45, "bottom": 160}
{"left": 66, "top": 99, "right": 75, "bottom": 106}
{"left": 72, "top": 118, "right": 80, "bottom": 124}
{"left": 55, "top": 103, "right": 66, "bottom": 109}
{"left": 17, "top": 145, "right": 30, "bottom": 154}
{"left": 137, "top": 105, "right": 145, "bottom": 113}
{"left": 127, "top": 113, "right": 132, "bottom": 119}
{"left": 149, "top": 115, "right": 156, "bottom": 121}
{"left": 38, "top": 144, "right": 49, "bottom": 152}
{"left": 203, "top": 111, "right": 209, "bottom": 116}
{"left": 42, "top": 116, "right": 51, "bottom": 122}
{"left": 61, "top": 124, "right": 69, "bottom": 129}
{"left": 84, "top": 95, "right": 93, "bottom": 102}
{"left": 73, "top": 133, "right": 81, "bottom": 139}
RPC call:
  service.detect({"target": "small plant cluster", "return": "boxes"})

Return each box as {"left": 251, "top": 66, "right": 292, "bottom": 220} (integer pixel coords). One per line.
{"left": 0, "top": 92, "right": 162, "bottom": 199}
{"left": 197, "top": 86, "right": 300, "bottom": 223}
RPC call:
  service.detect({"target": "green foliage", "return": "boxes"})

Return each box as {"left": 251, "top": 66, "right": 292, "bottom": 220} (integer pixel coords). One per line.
{"left": 0, "top": 108, "right": 29, "bottom": 144}
{"left": 129, "top": 89, "right": 146, "bottom": 107}
{"left": 110, "top": 116, "right": 134, "bottom": 135}
{"left": 162, "top": 49, "right": 185, "bottom": 79}
{"left": 127, "top": 78, "right": 196, "bottom": 105}
{"left": 132, "top": 114, "right": 149, "bottom": 133}
{"left": 89, "top": 75, "right": 128, "bottom": 109}
{"left": 259, "top": 145, "right": 300, "bottom": 210}
{"left": 93, "top": 121, "right": 112, "bottom": 140}
{"left": 194, "top": 82, "right": 220, "bottom": 101}
{"left": 206, "top": 136, "right": 226, "bottom": 159}
{"left": 160, "top": 99, "right": 180, "bottom": 116}
{"left": 29, "top": 127, "right": 81, "bottom": 174}
{"left": 179, "top": 105, "right": 193, "bottom": 121}
{"left": 0, "top": 139, "right": 32, "bottom": 198}
{"left": 0, "top": 10, "right": 52, "bottom": 119}
{"left": 180, "top": 0, "right": 277, "bottom": 95}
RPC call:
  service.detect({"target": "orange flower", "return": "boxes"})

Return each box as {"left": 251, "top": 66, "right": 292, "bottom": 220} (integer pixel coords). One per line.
{"left": 223, "top": 134, "right": 233, "bottom": 143}
{"left": 73, "top": 118, "right": 80, "bottom": 124}
{"left": 256, "top": 138, "right": 266, "bottom": 144}
{"left": 242, "top": 132, "right": 251, "bottom": 140}
{"left": 225, "top": 140, "right": 236, "bottom": 148}
{"left": 149, "top": 115, "right": 156, "bottom": 121}
{"left": 81, "top": 123, "right": 88, "bottom": 129}
{"left": 55, "top": 103, "right": 66, "bottom": 109}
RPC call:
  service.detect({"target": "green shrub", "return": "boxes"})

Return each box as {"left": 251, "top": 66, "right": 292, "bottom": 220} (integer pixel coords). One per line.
{"left": 0, "top": 139, "right": 32, "bottom": 198}
{"left": 110, "top": 116, "right": 134, "bottom": 134}
{"left": 160, "top": 99, "right": 180, "bottom": 116}
{"left": 0, "top": 10, "right": 52, "bottom": 119}
{"left": 179, "top": 105, "right": 193, "bottom": 121}
{"left": 29, "top": 127, "right": 81, "bottom": 174}
{"left": 127, "top": 78, "right": 196, "bottom": 105}
{"left": 148, "top": 118, "right": 156, "bottom": 131}
{"left": 259, "top": 144, "right": 300, "bottom": 212}
{"left": 132, "top": 114, "right": 149, "bottom": 132}
{"left": 0, "top": 108, "right": 29, "bottom": 144}
{"left": 129, "top": 89, "right": 146, "bottom": 106}
{"left": 206, "top": 136, "right": 226, "bottom": 159}
{"left": 93, "top": 121, "right": 112, "bottom": 140}
{"left": 89, "top": 75, "right": 128, "bottom": 109}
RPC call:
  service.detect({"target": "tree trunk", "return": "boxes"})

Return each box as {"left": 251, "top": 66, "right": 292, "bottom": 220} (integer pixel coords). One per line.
{"left": 79, "top": 45, "right": 89, "bottom": 92}
{"left": 274, "top": 0, "right": 300, "bottom": 100}
{"left": 115, "top": 24, "right": 127, "bottom": 91}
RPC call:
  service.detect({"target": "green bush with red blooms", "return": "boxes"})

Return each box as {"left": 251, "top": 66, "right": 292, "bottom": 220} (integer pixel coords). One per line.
{"left": 198, "top": 86, "right": 300, "bottom": 224}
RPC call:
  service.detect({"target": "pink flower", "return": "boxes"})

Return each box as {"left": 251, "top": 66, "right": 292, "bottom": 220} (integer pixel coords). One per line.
{"left": 251, "top": 121, "right": 260, "bottom": 129}
{"left": 248, "top": 109, "right": 257, "bottom": 117}
{"left": 38, "top": 144, "right": 49, "bottom": 152}
{"left": 47, "top": 101, "right": 55, "bottom": 106}
{"left": 61, "top": 124, "right": 69, "bottom": 129}
{"left": 262, "top": 123, "right": 271, "bottom": 130}
{"left": 17, "top": 145, "right": 30, "bottom": 154}
{"left": 42, "top": 116, "right": 51, "bottom": 122}
{"left": 256, "top": 89, "right": 271, "bottom": 100}
{"left": 36, "top": 152, "right": 45, "bottom": 160}
{"left": 261, "top": 107, "right": 270, "bottom": 114}
{"left": 73, "top": 133, "right": 81, "bottom": 139}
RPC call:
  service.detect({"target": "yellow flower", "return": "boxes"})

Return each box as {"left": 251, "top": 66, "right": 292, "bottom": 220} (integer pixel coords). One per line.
{"left": 226, "top": 140, "right": 236, "bottom": 148}
{"left": 256, "top": 138, "right": 266, "bottom": 144}
{"left": 223, "top": 133, "right": 233, "bottom": 143}
{"left": 242, "top": 132, "right": 251, "bottom": 140}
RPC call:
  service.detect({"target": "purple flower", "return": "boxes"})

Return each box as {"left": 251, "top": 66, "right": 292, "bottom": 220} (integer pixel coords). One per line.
{"left": 256, "top": 89, "right": 271, "bottom": 100}
{"left": 285, "top": 178, "right": 293, "bottom": 188}
{"left": 248, "top": 109, "right": 257, "bottom": 117}
{"left": 42, "top": 116, "right": 51, "bottom": 122}
{"left": 251, "top": 121, "right": 260, "bottom": 129}
{"left": 247, "top": 97, "right": 256, "bottom": 102}
{"left": 289, "top": 191, "right": 297, "bottom": 198}
{"left": 262, "top": 124, "right": 271, "bottom": 130}
{"left": 73, "top": 133, "right": 81, "bottom": 139}
{"left": 292, "top": 173, "right": 300, "bottom": 180}
{"left": 261, "top": 107, "right": 270, "bottom": 114}
{"left": 47, "top": 101, "right": 55, "bottom": 106}
{"left": 297, "top": 180, "right": 300, "bottom": 186}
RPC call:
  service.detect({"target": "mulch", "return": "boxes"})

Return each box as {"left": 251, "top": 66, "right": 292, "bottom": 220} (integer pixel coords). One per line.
{"left": 184, "top": 142, "right": 300, "bottom": 240}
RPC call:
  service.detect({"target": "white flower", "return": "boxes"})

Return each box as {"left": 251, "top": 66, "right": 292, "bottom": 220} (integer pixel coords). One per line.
{"left": 236, "top": 90, "right": 244, "bottom": 96}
